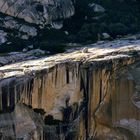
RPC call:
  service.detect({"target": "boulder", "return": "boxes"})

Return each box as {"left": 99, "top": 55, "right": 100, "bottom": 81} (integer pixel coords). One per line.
{"left": 89, "top": 3, "right": 105, "bottom": 13}
{"left": 0, "top": 0, "right": 74, "bottom": 26}
{"left": 102, "top": 32, "right": 111, "bottom": 39}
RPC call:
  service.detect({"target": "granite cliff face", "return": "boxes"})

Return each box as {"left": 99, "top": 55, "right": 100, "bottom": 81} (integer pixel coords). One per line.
{"left": 0, "top": 39, "right": 140, "bottom": 139}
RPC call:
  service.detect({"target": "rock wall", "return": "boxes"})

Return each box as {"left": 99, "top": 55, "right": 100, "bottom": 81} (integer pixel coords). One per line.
{"left": 0, "top": 40, "right": 140, "bottom": 139}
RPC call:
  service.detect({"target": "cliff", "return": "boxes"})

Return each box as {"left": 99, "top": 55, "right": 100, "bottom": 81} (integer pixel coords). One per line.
{"left": 0, "top": 39, "right": 140, "bottom": 139}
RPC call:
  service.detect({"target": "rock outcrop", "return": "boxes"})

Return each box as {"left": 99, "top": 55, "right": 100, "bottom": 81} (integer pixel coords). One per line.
{"left": 0, "top": 0, "right": 74, "bottom": 25}
{"left": 0, "top": 39, "right": 140, "bottom": 139}
{"left": 0, "top": 0, "right": 74, "bottom": 49}
{"left": 0, "top": 49, "right": 46, "bottom": 66}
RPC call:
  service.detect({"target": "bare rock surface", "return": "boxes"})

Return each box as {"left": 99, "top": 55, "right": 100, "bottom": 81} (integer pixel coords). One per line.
{"left": 0, "top": 49, "right": 46, "bottom": 66}
{"left": 0, "top": 0, "right": 74, "bottom": 26}
{"left": 0, "top": 103, "right": 43, "bottom": 139}
{"left": 0, "top": 39, "right": 140, "bottom": 139}
{"left": 0, "top": 0, "right": 74, "bottom": 49}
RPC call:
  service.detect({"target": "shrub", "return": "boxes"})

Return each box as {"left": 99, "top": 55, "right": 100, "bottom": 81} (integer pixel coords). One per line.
{"left": 76, "top": 23, "right": 100, "bottom": 42}
{"left": 108, "top": 23, "right": 129, "bottom": 37}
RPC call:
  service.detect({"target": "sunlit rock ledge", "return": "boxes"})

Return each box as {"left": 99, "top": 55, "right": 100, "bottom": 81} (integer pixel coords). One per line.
{"left": 0, "top": 39, "right": 140, "bottom": 139}
{"left": 0, "top": 39, "right": 140, "bottom": 79}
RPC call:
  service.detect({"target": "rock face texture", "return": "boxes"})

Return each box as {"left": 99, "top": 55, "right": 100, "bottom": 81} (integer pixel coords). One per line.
{"left": 0, "top": 0, "right": 74, "bottom": 25}
{"left": 0, "top": 104, "right": 44, "bottom": 139}
{"left": 0, "top": 0, "right": 74, "bottom": 49}
{"left": 0, "top": 49, "right": 46, "bottom": 66}
{"left": 0, "top": 39, "right": 140, "bottom": 139}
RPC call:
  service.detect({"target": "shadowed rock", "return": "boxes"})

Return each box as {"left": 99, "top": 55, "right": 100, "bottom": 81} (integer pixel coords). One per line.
{"left": 0, "top": 0, "right": 74, "bottom": 26}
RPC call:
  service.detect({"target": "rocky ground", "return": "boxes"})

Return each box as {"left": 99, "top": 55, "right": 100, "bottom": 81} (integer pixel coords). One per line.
{"left": 0, "top": 35, "right": 139, "bottom": 66}
{"left": 0, "top": 38, "right": 140, "bottom": 79}
{"left": 0, "top": 49, "right": 47, "bottom": 66}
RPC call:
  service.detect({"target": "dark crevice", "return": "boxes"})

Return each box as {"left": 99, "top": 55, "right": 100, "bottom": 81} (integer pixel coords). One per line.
{"left": 66, "top": 68, "right": 69, "bottom": 84}
{"left": 99, "top": 79, "right": 102, "bottom": 103}
{"left": 44, "top": 115, "right": 62, "bottom": 125}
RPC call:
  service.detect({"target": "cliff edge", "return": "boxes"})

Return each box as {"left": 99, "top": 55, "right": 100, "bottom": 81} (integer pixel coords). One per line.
{"left": 0, "top": 39, "right": 140, "bottom": 139}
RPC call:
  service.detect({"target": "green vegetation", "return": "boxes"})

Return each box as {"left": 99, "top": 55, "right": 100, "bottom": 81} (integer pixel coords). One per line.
{"left": 63, "top": 0, "right": 140, "bottom": 43}
{"left": 1, "top": 0, "right": 140, "bottom": 53}
{"left": 36, "top": 28, "right": 67, "bottom": 53}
